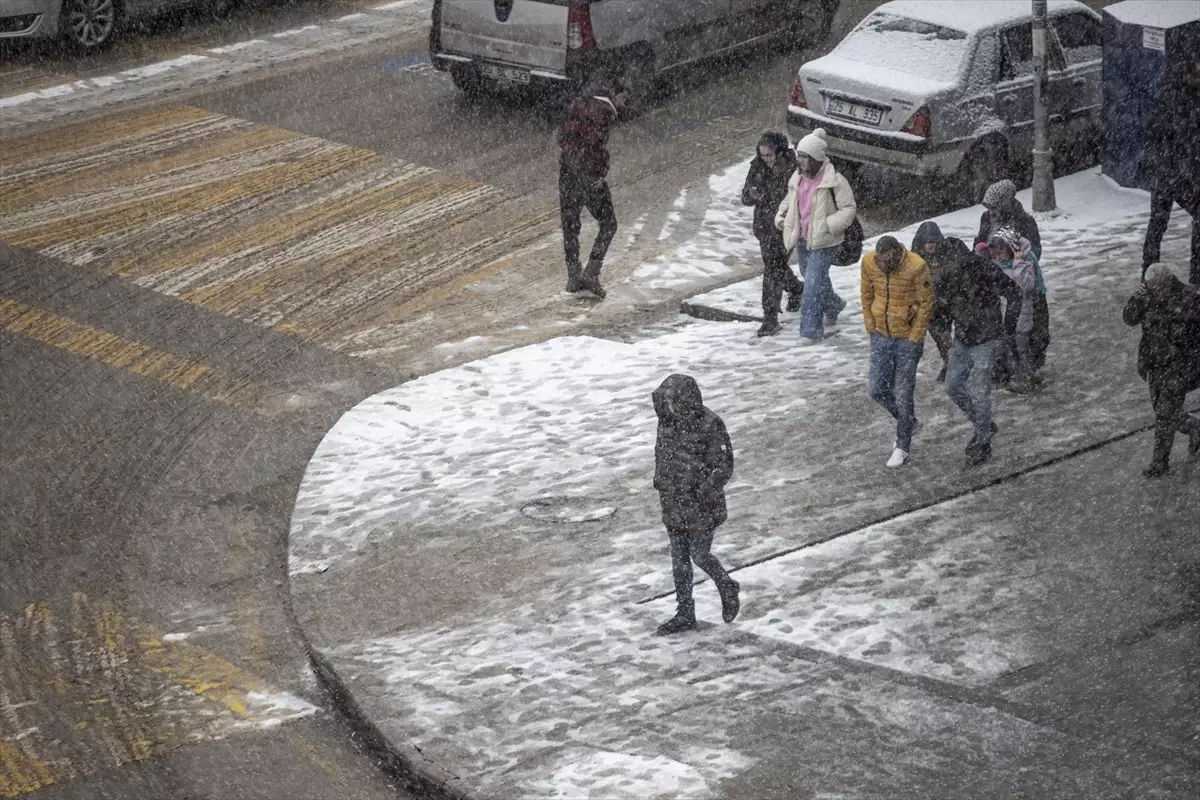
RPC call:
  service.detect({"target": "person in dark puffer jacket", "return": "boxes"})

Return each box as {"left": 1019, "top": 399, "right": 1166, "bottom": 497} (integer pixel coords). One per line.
{"left": 557, "top": 79, "right": 628, "bottom": 299}
{"left": 1122, "top": 263, "right": 1200, "bottom": 477}
{"left": 911, "top": 221, "right": 958, "bottom": 382}
{"left": 742, "top": 132, "right": 804, "bottom": 336}
{"left": 652, "top": 374, "right": 740, "bottom": 636}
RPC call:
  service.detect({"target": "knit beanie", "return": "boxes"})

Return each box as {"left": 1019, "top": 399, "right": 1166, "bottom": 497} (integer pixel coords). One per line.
{"left": 795, "top": 128, "right": 828, "bottom": 162}
{"left": 982, "top": 179, "right": 1017, "bottom": 208}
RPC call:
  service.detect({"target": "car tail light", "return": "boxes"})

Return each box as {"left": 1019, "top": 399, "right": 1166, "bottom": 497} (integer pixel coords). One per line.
{"left": 568, "top": 6, "right": 596, "bottom": 50}
{"left": 901, "top": 105, "right": 932, "bottom": 138}
{"left": 790, "top": 78, "right": 807, "bottom": 109}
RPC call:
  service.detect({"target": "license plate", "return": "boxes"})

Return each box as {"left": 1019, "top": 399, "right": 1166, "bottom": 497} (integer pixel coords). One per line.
{"left": 480, "top": 63, "right": 530, "bottom": 84}
{"left": 825, "top": 98, "right": 883, "bottom": 127}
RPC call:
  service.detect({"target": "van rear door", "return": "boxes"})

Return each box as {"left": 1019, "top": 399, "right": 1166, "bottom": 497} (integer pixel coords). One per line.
{"left": 438, "top": 0, "right": 572, "bottom": 73}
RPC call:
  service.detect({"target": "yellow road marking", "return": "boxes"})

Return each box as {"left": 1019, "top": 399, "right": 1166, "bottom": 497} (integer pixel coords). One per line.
{"left": 0, "top": 298, "right": 269, "bottom": 414}
{"left": 0, "top": 595, "right": 316, "bottom": 797}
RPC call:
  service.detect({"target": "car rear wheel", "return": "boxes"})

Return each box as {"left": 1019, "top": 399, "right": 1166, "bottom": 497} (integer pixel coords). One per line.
{"left": 61, "top": 0, "right": 119, "bottom": 52}
{"left": 955, "top": 137, "right": 1011, "bottom": 207}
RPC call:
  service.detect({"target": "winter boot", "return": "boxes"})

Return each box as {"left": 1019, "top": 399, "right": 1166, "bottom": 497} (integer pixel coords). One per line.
{"left": 966, "top": 440, "right": 992, "bottom": 467}
{"left": 1144, "top": 426, "right": 1173, "bottom": 477}
{"left": 719, "top": 580, "right": 741, "bottom": 623}
{"left": 655, "top": 612, "right": 697, "bottom": 636}
{"left": 565, "top": 261, "right": 583, "bottom": 293}
{"left": 786, "top": 289, "right": 803, "bottom": 313}
{"left": 581, "top": 259, "right": 606, "bottom": 299}
{"left": 756, "top": 318, "right": 782, "bottom": 337}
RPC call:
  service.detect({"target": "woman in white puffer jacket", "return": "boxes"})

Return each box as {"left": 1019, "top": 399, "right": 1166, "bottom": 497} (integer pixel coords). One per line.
{"left": 775, "top": 128, "right": 857, "bottom": 343}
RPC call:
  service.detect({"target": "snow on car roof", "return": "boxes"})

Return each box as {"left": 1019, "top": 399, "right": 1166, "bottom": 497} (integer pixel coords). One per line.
{"left": 875, "top": 0, "right": 1093, "bottom": 35}
{"left": 1105, "top": 0, "right": 1200, "bottom": 29}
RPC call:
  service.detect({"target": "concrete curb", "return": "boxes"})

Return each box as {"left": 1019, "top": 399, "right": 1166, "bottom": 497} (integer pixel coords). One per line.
{"left": 636, "top": 403, "right": 1200, "bottom": 606}
{"left": 680, "top": 301, "right": 763, "bottom": 324}
{"left": 302, "top": 643, "right": 477, "bottom": 800}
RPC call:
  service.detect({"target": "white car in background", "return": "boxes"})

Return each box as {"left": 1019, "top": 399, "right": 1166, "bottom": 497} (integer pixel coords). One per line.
{"left": 0, "top": 0, "right": 237, "bottom": 51}
{"left": 786, "top": 0, "right": 1103, "bottom": 201}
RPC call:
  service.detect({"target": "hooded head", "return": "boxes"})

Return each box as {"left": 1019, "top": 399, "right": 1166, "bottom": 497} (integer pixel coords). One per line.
{"left": 652, "top": 374, "right": 704, "bottom": 423}
{"left": 910, "top": 221, "right": 945, "bottom": 258}
{"left": 757, "top": 131, "right": 793, "bottom": 172}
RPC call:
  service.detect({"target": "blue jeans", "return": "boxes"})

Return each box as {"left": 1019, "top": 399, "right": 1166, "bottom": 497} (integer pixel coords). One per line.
{"left": 795, "top": 241, "right": 842, "bottom": 340}
{"left": 868, "top": 333, "right": 923, "bottom": 451}
{"left": 945, "top": 339, "right": 999, "bottom": 446}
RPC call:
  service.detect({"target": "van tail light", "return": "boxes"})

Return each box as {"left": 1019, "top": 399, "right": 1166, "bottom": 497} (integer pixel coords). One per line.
{"left": 568, "top": 6, "right": 596, "bottom": 50}
{"left": 790, "top": 78, "right": 807, "bottom": 109}
{"left": 901, "top": 105, "right": 932, "bottom": 138}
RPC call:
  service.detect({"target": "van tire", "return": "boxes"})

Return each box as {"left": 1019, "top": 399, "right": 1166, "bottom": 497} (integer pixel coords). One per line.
{"left": 450, "top": 65, "right": 489, "bottom": 96}
{"left": 619, "top": 49, "right": 657, "bottom": 117}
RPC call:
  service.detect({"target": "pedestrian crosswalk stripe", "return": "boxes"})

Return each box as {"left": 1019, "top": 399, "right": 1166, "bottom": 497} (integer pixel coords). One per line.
{"left": 0, "top": 106, "right": 555, "bottom": 360}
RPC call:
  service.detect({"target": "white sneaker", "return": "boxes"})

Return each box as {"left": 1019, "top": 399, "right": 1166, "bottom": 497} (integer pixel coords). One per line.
{"left": 886, "top": 447, "right": 909, "bottom": 468}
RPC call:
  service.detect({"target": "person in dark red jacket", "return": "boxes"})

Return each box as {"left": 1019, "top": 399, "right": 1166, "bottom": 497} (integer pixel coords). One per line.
{"left": 557, "top": 80, "right": 628, "bottom": 299}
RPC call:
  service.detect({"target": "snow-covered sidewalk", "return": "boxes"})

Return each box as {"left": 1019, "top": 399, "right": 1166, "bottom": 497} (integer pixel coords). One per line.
{"left": 289, "top": 166, "right": 1200, "bottom": 798}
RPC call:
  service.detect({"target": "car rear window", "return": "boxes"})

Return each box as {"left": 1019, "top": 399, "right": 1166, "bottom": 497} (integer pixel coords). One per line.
{"left": 835, "top": 13, "right": 970, "bottom": 82}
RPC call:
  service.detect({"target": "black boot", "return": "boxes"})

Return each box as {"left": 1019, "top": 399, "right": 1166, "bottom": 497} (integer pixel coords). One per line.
{"left": 656, "top": 611, "right": 697, "bottom": 636}
{"left": 786, "top": 289, "right": 803, "bottom": 313}
{"left": 966, "top": 440, "right": 992, "bottom": 467}
{"left": 565, "top": 261, "right": 583, "bottom": 293}
{"left": 756, "top": 318, "right": 782, "bottom": 337}
{"left": 581, "top": 259, "right": 606, "bottom": 299}
{"left": 719, "top": 580, "right": 740, "bottom": 623}
{"left": 1144, "top": 425, "right": 1173, "bottom": 477}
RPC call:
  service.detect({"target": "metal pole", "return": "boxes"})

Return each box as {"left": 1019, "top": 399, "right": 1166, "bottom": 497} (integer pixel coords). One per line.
{"left": 1031, "top": 0, "right": 1057, "bottom": 211}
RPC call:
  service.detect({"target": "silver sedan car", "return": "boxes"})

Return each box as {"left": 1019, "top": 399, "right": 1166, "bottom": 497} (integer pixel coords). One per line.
{"left": 0, "top": 0, "right": 236, "bottom": 51}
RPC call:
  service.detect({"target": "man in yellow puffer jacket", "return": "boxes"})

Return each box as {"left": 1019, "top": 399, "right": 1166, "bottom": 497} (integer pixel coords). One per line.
{"left": 861, "top": 236, "right": 934, "bottom": 468}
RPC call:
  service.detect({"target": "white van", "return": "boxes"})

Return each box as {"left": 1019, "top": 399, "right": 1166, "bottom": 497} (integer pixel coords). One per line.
{"left": 430, "top": 0, "right": 841, "bottom": 99}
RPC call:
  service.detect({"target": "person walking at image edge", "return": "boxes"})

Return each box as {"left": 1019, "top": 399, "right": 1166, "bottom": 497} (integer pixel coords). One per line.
{"left": 861, "top": 236, "right": 934, "bottom": 468}
{"left": 974, "top": 179, "right": 1050, "bottom": 374}
{"left": 652, "top": 374, "right": 740, "bottom": 636}
{"left": 1142, "top": 57, "right": 1200, "bottom": 285}
{"left": 775, "top": 128, "right": 855, "bottom": 343}
{"left": 911, "top": 221, "right": 958, "bottom": 382}
{"left": 742, "top": 132, "right": 805, "bottom": 337}
{"left": 558, "top": 79, "right": 629, "bottom": 299}
{"left": 1122, "top": 263, "right": 1200, "bottom": 477}
{"left": 939, "top": 236, "right": 1024, "bottom": 466}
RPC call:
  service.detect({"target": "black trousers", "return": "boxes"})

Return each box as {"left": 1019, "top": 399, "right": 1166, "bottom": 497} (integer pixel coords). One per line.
{"left": 668, "top": 527, "right": 734, "bottom": 617}
{"left": 1144, "top": 181, "right": 1200, "bottom": 285}
{"left": 559, "top": 165, "right": 618, "bottom": 271}
{"left": 759, "top": 233, "right": 803, "bottom": 321}
{"left": 1148, "top": 369, "right": 1200, "bottom": 467}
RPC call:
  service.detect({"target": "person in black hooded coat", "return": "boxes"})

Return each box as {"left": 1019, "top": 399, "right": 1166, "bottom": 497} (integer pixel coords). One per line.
{"left": 742, "top": 132, "right": 805, "bottom": 336}
{"left": 651, "top": 374, "right": 740, "bottom": 635}
{"left": 1122, "top": 263, "right": 1200, "bottom": 477}
{"left": 911, "top": 221, "right": 959, "bottom": 382}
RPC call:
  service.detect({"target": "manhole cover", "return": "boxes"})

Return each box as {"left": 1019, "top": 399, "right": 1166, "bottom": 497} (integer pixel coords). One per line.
{"left": 520, "top": 497, "right": 617, "bottom": 523}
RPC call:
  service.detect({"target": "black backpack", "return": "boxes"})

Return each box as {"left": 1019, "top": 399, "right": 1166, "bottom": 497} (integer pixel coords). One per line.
{"left": 833, "top": 216, "right": 864, "bottom": 266}
{"left": 830, "top": 184, "right": 863, "bottom": 266}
